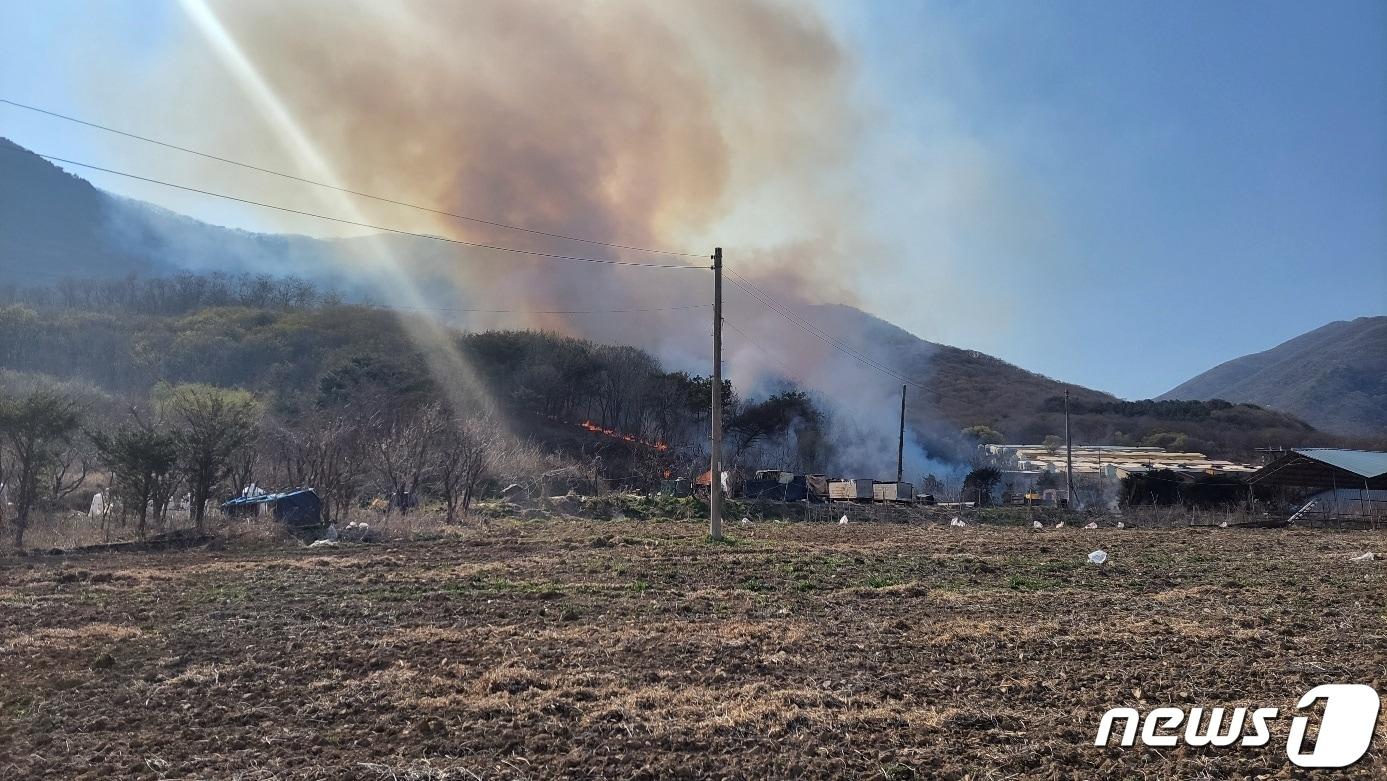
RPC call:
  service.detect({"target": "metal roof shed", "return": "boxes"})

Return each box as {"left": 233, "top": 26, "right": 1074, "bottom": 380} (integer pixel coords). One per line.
{"left": 1247, "top": 449, "right": 1387, "bottom": 491}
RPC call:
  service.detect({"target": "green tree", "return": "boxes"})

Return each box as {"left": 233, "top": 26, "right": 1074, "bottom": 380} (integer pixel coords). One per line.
{"left": 0, "top": 389, "right": 82, "bottom": 548}
{"left": 1141, "top": 431, "right": 1189, "bottom": 452}
{"left": 961, "top": 425, "right": 1006, "bottom": 446}
{"left": 962, "top": 466, "right": 1003, "bottom": 506}
{"left": 158, "top": 385, "right": 260, "bottom": 532}
{"left": 728, "top": 392, "right": 820, "bottom": 453}
{"left": 92, "top": 423, "right": 179, "bottom": 541}
{"left": 1042, "top": 435, "right": 1063, "bottom": 454}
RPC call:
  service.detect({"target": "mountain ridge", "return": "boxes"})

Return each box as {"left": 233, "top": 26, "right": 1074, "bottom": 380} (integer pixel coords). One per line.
{"left": 0, "top": 136, "right": 1340, "bottom": 456}
{"left": 1159, "top": 316, "right": 1387, "bottom": 435}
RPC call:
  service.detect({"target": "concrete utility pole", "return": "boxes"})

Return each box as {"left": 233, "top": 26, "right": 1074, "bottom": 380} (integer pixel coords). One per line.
{"left": 896, "top": 384, "right": 906, "bottom": 484}
{"left": 1064, "top": 389, "right": 1075, "bottom": 508}
{"left": 709, "top": 247, "right": 724, "bottom": 541}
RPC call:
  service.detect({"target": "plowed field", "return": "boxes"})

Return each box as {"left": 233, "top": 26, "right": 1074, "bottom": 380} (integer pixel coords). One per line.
{"left": 2, "top": 520, "right": 1383, "bottom": 779}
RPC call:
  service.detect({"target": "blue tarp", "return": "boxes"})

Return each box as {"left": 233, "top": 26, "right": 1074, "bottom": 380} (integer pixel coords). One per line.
{"left": 221, "top": 488, "right": 322, "bottom": 526}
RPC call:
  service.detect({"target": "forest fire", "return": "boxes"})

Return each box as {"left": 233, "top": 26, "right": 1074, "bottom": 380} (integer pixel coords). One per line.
{"left": 578, "top": 420, "right": 670, "bottom": 451}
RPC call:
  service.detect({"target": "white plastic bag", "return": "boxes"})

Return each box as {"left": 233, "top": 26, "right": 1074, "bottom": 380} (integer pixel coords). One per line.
{"left": 838, "top": 515, "right": 849, "bottom": 525}
{"left": 1088, "top": 549, "right": 1108, "bottom": 565}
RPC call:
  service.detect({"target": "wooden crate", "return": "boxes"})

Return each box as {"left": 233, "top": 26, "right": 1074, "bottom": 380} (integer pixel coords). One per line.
{"left": 829, "top": 479, "right": 874, "bottom": 500}
{"left": 872, "top": 482, "right": 915, "bottom": 502}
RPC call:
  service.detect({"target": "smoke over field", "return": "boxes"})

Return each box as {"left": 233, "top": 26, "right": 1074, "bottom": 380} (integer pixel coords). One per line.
{"left": 89, "top": 0, "right": 862, "bottom": 314}
{"left": 59, "top": 0, "right": 968, "bottom": 476}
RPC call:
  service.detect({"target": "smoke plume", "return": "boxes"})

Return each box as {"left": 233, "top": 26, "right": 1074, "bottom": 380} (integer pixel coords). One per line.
{"left": 75, "top": 0, "right": 967, "bottom": 475}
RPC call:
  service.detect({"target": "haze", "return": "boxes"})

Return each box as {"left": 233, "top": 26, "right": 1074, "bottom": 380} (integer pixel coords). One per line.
{"left": 1, "top": 0, "right": 1383, "bottom": 399}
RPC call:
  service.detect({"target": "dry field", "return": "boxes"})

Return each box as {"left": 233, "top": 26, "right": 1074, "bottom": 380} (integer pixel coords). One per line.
{"left": 1, "top": 519, "right": 1384, "bottom": 779}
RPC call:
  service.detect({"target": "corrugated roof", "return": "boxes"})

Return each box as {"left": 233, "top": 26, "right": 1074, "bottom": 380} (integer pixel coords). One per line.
{"left": 1292, "top": 449, "right": 1387, "bottom": 479}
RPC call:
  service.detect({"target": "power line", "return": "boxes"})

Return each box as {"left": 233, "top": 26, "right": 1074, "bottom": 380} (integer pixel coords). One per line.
{"left": 0, "top": 146, "right": 709, "bottom": 272}
{"left": 1, "top": 97, "right": 703, "bottom": 258}
{"left": 726, "top": 271, "right": 929, "bottom": 390}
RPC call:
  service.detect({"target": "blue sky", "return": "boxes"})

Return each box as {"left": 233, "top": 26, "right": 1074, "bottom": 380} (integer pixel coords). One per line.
{"left": 1, "top": 1, "right": 1383, "bottom": 399}
{"left": 829, "top": 0, "right": 1386, "bottom": 396}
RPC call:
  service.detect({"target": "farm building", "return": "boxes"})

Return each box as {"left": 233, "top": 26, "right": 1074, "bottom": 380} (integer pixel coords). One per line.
{"left": 985, "top": 444, "right": 1257, "bottom": 479}
{"left": 1247, "top": 449, "right": 1387, "bottom": 522}
{"left": 220, "top": 488, "right": 323, "bottom": 527}
{"left": 982, "top": 444, "right": 1259, "bottom": 508}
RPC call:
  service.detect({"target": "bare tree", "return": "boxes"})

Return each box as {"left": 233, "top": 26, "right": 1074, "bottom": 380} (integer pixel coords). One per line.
{"left": 434, "top": 414, "right": 501, "bottom": 523}
{"left": 371, "top": 402, "right": 444, "bottom": 514}
{"left": 45, "top": 439, "right": 92, "bottom": 508}
{"left": 228, "top": 439, "right": 260, "bottom": 501}
{"left": 268, "top": 409, "right": 369, "bottom": 524}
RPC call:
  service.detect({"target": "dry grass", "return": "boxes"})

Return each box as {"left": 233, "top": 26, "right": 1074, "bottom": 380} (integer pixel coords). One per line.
{"left": 1, "top": 518, "right": 1384, "bottom": 779}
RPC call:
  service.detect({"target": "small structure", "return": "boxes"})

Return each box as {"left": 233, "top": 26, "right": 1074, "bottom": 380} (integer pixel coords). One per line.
{"left": 658, "top": 478, "right": 692, "bottom": 497}
{"left": 220, "top": 488, "right": 323, "bottom": 527}
{"left": 829, "top": 479, "right": 874, "bottom": 501}
{"left": 872, "top": 481, "right": 915, "bottom": 502}
{"left": 743, "top": 471, "right": 809, "bottom": 502}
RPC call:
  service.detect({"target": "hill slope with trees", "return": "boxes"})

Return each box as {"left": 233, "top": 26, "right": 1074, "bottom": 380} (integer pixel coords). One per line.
{"left": 0, "top": 137, "right": 1353, "bottom": 467}
{"left": 1160, "top": 316, "right": 1387, "bottom": 435}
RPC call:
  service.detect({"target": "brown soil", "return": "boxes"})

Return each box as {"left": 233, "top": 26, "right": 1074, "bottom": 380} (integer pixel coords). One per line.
{"left": 2, "top": 520, "right": 1384, "bottom": 779}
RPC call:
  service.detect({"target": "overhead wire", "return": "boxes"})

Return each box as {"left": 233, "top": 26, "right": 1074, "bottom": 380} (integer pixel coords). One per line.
{"left": 1, "top": 98, "right": 937, "bottom": 395}
{"left": 0, "top": 146, "right": 709, "bottom": 271}
{"left": 0, "top": 97, "right": 704, "bottom": 258}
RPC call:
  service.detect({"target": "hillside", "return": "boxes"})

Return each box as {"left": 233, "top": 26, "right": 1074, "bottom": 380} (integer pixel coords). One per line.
{"left": 0, "top": 138, "right": 168, "bottom": 281}
{"left": 0, "top": 137, "right": 1337, "bottom": 460}
{"left": 1160, "top": 317, "right": 1387, "bottom": 435}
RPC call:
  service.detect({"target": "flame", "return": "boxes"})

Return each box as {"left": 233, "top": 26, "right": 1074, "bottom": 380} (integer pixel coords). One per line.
{"left": 578, "top": 419, "right": 669, "bottom": 451}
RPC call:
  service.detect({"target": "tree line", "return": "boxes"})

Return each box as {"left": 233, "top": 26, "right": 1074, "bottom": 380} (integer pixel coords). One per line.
{"left": 0, "top": 378, "right": 529, "bottom": 549}
{"left": 0, "top": 274, "right": 829, "bottom": 547}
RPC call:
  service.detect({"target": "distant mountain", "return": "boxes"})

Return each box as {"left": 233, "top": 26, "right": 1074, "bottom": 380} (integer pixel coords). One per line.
{"left": 802, "top": 304, "right": 1318, "bottom": 458}
{"left": 0, "top": 137, "right": 170, "bottom": 280}
{"left": 0, "top": 136, "right": 1332, "bottom": 457}
{"left": 0, "top": 137, "right": 374, "bottom": 293}
{"left": 1160, "top": 317, "right": 1387, "bottom": 435}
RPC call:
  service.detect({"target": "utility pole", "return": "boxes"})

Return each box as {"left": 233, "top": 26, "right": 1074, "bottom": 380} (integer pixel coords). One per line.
{"left": 1064, "top": 389, "right": 1075, "bottom": 508}
{"left": 709, "top": 247, "right": 723, "bottom": 541}
{"left": 896, "top": 384, "right": 906, "bottom": 484}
